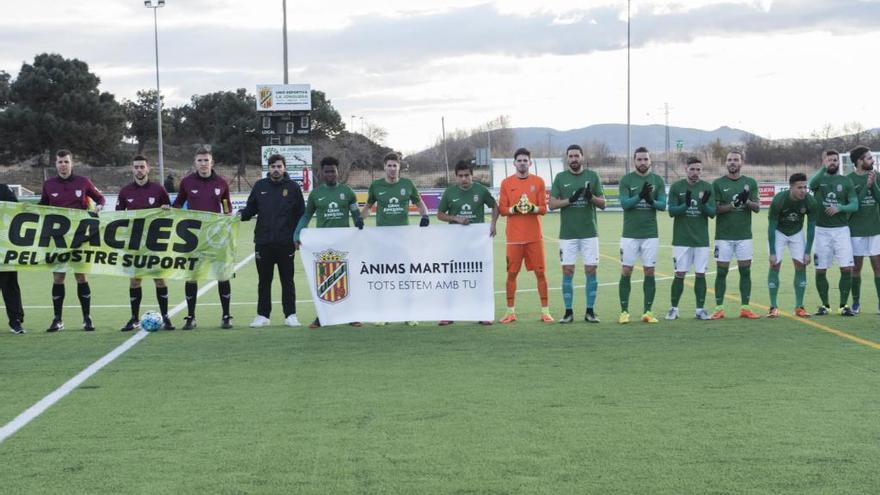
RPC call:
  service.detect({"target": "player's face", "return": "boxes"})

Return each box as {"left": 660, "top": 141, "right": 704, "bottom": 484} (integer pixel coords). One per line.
{"left": 384, "top": 160, "right": 400, "bottom": 181}
{"left": 194, "top": 153, "right": 213, "bottom": 177}
{"left": 456, "top": 169, "right": 473, "bottom": 188}
{"left": 514, "top": 154, "right": 531, "bottom": 176}
{"left": 268, "top": 161, "right": 285, "bottom": 181}
{"left": 823, "top": 153, "right": 839, "bottom": 174}
{"left": 567, "top": 150, "right": 583, "bottom": 173}
{"left": 859, "top": 153, "right": 875, "bottom": 171}
{"left": 55, "top": 155, "right": 72, "bottom": 178}
{"left": 634, "top": 152, "right": 651, "bottom": 174}
{"left": 686, "top": 163, "right": 702, "bottom": 183}
{"left": 725, "top": 153, "right": 742, "bottom": 175}
{"left": 322, "top": 165, "right": 338, "bottom": 185}
{"left": 790, "top": 180, "right": 808, "bottom": 200}
{"left": 132, "top": 160, "right": 149, "bottom": 182}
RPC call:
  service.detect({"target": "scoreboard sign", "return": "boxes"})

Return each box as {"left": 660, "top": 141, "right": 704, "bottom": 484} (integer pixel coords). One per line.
{"left": 256, "top": 84, "right": 311, "bottom": 112}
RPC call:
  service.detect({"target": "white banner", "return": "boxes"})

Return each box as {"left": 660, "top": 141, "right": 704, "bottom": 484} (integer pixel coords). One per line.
{"left": 300, "top": 225, "right": 495, "bottom": 325}
{"left": 256, "top": 84, "right": 311, "bottom": 112}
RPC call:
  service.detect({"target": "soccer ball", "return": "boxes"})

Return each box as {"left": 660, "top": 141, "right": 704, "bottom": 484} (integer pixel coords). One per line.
{"left": 140, "top": 311, "right": 163, "bottom": 332}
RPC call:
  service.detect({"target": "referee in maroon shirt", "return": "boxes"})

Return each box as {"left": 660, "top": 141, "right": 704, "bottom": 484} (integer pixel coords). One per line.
{"left": 38, "top": 149, "right": 106, "bottom": 332}
{"left": 170, "top": 148, "right": 234, "bottom": 329}
{"left": 116, "top": 155, "right": 174, "bottom": 331}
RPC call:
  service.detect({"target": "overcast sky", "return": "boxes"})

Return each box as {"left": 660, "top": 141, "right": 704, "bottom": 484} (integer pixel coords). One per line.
{"left": 2, "top": 0, "right": 879, "bottom": 152}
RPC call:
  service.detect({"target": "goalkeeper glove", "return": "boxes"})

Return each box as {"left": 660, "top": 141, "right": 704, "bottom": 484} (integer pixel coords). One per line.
{"left": 568, "top": 186, "right": 585, "bottom": 204}
{"left": 419, "top": 215, "right": 430, "bottom": 227}
{"left": 733, "top": 188, "right": 749, "bottom": 207}
{"left": 583, "top": 183, "right": 593, "bottom": 202}
{"left": 639, "top": 182, "right": 654, "bottom": 204}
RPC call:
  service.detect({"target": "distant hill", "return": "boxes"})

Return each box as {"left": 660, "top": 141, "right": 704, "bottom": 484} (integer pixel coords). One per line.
{"left": 514, "top": 124, "right": 758, "bottom": 154}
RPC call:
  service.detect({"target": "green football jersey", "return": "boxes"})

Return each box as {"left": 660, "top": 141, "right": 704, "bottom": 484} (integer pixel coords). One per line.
{"left": 437, "top": 183, "right": 496, "bottom": 223}
{"left": 668, "top": 179, "right": 714, "bottom": 247}
{"left": 768, "top": 190, "right": 819, "bottom": 236}
{"left": 846, "top": 172, "right": 880, "bottom": 237}
{"left": 713, "top": 175, "right": 759, "bottom": 240}
{"left": 305, "top": 183, "right": 358, "bottom": 228}
{"left": 367, "top": 178, "right": 422, "bottom": 226}
{"left": 619, "top": 171, "right": 666, "bottom": 239}
{"left": 809, "top": 169, "right": 856, "bottom": 228}
{"left": 550, "top": 169, "right": 604, "bottom": 239}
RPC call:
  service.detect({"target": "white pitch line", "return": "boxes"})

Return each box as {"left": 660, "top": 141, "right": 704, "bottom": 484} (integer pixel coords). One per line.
{"left": 0, "top": 253, "right": 255, "bottom": 445}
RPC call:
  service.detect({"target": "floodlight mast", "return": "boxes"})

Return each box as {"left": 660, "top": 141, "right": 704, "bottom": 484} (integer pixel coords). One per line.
{"left": 144, "top": 0, "right": 166, "bottom": 181}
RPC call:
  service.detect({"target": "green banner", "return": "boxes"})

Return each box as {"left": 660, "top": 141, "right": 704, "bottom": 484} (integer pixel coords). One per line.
{"left": 0, "top": 203, "right": 240, "bottom": 281}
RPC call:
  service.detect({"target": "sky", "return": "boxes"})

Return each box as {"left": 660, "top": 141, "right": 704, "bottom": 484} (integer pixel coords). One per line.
{"left": 1, "top": 0, "right": 879, "bottom": 152}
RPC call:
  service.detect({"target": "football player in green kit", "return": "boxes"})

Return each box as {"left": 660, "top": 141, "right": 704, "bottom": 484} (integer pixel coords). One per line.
{"left": 294, "top": 156, "right": 364, "bottom": 328}
{"left": 809, "top": 150, "right": 859, "bottom": 316}
{"left": 766, "top": 173, "right": 819, "bottom": 318}
{"left": 436, "top": 160, "right": 499, "bottom": 326}
{"left": 665, "top": 157, "right": 715, "bottom": 320}
{"left": 846, "top": 146, "right": 880, "bottom": 315}
{"left": 549, "top": 144, "right": 606, "bottom": 324}
{"left": 617, "top": 147, "right": 666, "bottom": 324}
{"left": 710, "top": 150, "right": 760, "bottom": 320}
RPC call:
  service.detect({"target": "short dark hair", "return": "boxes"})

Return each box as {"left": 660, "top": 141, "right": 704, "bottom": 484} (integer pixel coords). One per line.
{"left": 513, "top": 147, "right": 531, "bottom": 159}
{"left": 566, "top": 144, "right": 583, "bottom": 154}
{"left": 383, "top": 152, "right": 401, "bottom": 163}
{"left": 132, "top": 155, "right": 148, "bottom": 163}
{"left": 789, "top": 172, "right": 808, "bottom": 184}
{"left": 55, "top": 149, "right": 72, "bottom": 159}
{"left": 686, "top": 156, "right": 702, "bottom": 165}
{"left": 823, "top": 149, "right": 839, "bottom": 158}
{"left": 195, "top": 147, "right": 212, "bottom": 157}
{"left": 267, "top": 153, "right": 286, "bottom": 166}
{"left": 633, "top": 146, "right": 649, "bottom": 158}
{"left": 454, "top": 160, "right": 473, "bottom": 173}
{"left": 850, "top": 146, "right": 871, "bottom": 164}
{"left": 727, "top": 149, "right": 745, "bottom": 160}
{"left": 320, "top": 156, "right": 339, "bottom": 168}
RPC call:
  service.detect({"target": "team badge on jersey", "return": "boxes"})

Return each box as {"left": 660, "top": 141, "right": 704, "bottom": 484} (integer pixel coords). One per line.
{"left": 473, "top": 194, "right": 479, "bottom": 202}
{"left": 75, "top": 190, "right": 82, "bottom": 198}
{"left": 314, "top": 249, "right": 349, "bottom": 303}
{"left": 836, "top": 184, "right": 843, "bottom": 192}
{"left": 283, "top": 189, "right": 288, "bottom": 197}
{"left": 530, "top": 185, "right": 536, "bottom": 192}
{"left": 148, "top": 197, "right": 155, "bottom": 205}
{"left": 400, "top": 188, "right": 406, "bottom": 196}
{"left": 340, "top": 193, "right": 345, "bottom": 200}
{"left": 214, "top": 188, "right": 221, "bottom": 196}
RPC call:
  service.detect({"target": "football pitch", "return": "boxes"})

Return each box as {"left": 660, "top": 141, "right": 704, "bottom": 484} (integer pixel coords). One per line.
{"left": 1, "top": 212, "right": 879, "bottom": 494}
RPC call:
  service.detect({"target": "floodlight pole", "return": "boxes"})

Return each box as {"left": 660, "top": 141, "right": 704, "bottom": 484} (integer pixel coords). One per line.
{"left": 145, "top": 0, "right": 166, "bottom": 183}
{"left": 283, "top": 0, "right": 289, "bottom": 84}
{"left": 625, "top": 0, "right": 631, "bottom": 174}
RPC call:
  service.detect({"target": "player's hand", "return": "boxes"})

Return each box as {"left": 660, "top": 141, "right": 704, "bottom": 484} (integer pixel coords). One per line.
{"left": 825, "top": 206, "right": 840, "bottom": 216}
{"left": 803, "top": 255, "right": 812, "bottom": 266}
{"left": 95, "top": 204, "right": 103, "bottom": 213}
{"left": 685, "top": 190, "right": 692, "bottom": 206}
{"left": 639, "top": 182, "right": 653, "bottom": 204}
{"left": 700, "top": 190, "right": 711, "bottom": 204}
{"left": 354, "top": 217, "right": 364, "bottom": 230}
{"left": 419, "top": 215, "right": 430, "bottom": 227}
{"left": 568, "top": 186, "right": 585, "bottom": 204}
{"left": 161, "top": 204, "right": 171, "bottom": 210}
{"left": 457, "top": 216, "right": 470, "bottom": 225}
{"left": 868, "top": 170, "right": 876, "bottom": 188}
{"left": 489, "top": 224, "right": 496, "bottom": 237}
{"left": 769, "top": 254, "right": 778, "bottom": 266}
{"left": 583, "top": 183, "right": 593, "bottom": 202}
{"left": 294, "top": 240, "right": 302, "bottom": 249}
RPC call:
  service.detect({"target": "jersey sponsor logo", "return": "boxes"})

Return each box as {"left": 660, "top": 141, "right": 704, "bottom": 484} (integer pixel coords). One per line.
{"left": 328, "top": 202, "right": 339, "bottom": 209}
{"left": 461, "top": 204, "right": 472, "bottom": 211}
{"left": 314, "top": 249, "right": 349, "bottom": 304}
{"left": 389, "top": 197, "right": 400, "bottom": 204}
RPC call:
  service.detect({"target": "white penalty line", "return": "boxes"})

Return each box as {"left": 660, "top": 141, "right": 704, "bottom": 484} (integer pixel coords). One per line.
{"left": 0, "top": 253, "right": 256, "bottom": 445}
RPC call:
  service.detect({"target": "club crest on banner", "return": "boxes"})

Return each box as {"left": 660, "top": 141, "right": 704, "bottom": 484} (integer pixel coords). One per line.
{"left": 315, "top": 249, "right": 349, "bottom": 303}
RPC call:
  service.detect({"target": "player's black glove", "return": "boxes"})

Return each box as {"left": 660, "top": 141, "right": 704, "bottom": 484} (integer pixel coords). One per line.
{"left": 583, "top": 183, "right": 593, "bottom": 202}
{"left": 568, "top": 186, "right": 585, "bottom": 204}
{"left": 639, "top": 182, "right": 654, "bottom": 204}
{"left": 684, "top": 190, "right": 692, "bottom": 206}
{"left": 733, "top": 188, "right": 749, "bottom": 207}
{"left": 419, "top": 215, "right": 430, "bottom": 227}
{"left": 354, "top": 217, "right": 364, "bottom": 230}
{"left": 700, "top": 190, "right": 711, "bottom": 204}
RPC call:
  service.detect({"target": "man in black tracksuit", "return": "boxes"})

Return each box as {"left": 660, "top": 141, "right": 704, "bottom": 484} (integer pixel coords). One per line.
{"left": 0, "top": 184, "right": 25, "bottom": 334}
{"left": 238, "top": 154, "right": 305, "bottom": 327}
